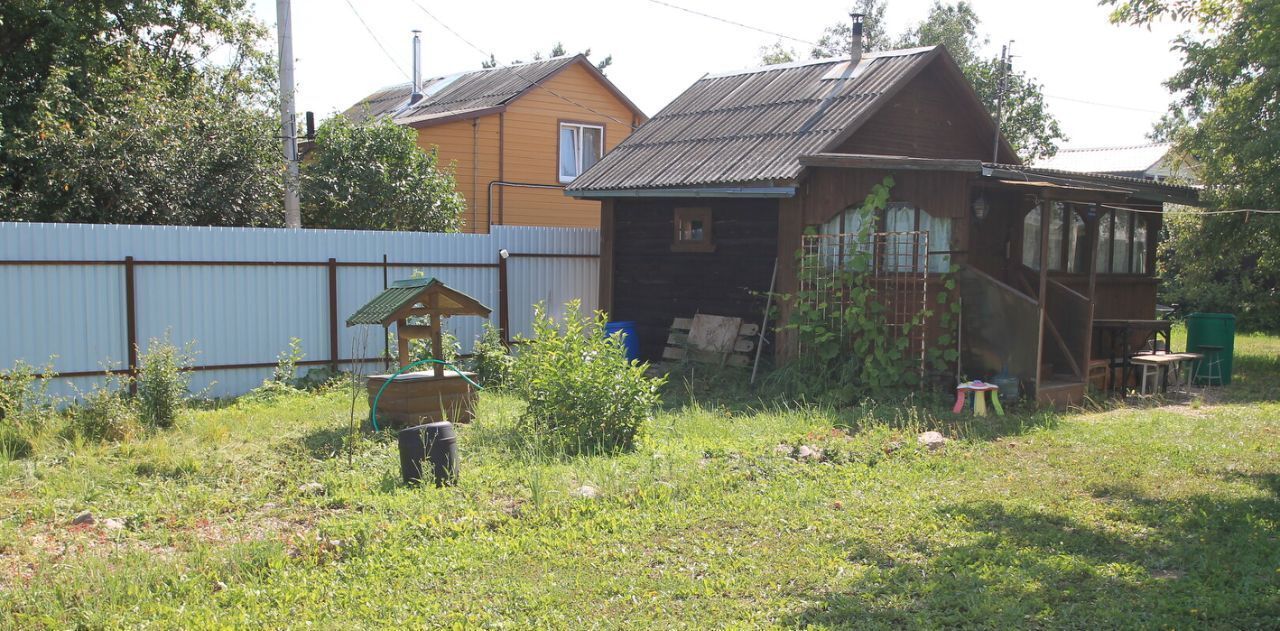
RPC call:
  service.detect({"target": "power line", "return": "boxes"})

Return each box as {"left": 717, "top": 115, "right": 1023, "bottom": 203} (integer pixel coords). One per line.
{"left": 1103, "top": 203, "right": 1280, "bottom": 215}
{"left": 1044, "top": 94, "right": 1165, "bottom": 114}
{"left": 646, "top": 0, "right": 819, "bottom": 46}
{"left": 343, "top": 0, "right": 411, "bottom": 80}
{"left": 402, "top": 0, "right": 627, "bottom": 125}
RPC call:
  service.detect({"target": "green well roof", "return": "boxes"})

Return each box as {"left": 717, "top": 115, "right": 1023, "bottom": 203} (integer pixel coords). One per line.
{"left": 346, "top": 277, "right": 490, "bottom": 327}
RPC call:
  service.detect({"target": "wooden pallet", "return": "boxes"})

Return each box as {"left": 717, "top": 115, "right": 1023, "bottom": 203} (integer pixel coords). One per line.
{"left": 662, "top": 314, "right": 759, "bottom": 367}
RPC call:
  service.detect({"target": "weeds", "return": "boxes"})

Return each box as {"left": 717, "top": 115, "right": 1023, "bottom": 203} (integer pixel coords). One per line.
{"left": 136, "top": 336, "right": 196, "bottom": 429}
{"left": 70, "top": 373, "right": 139, "bottom": 442}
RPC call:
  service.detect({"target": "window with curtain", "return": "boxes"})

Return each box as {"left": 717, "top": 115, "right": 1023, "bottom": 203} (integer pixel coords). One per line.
{"left": 1113, "top": 208, "right": 1132, "bottom": 274}
{"left": 558, "top": 123, "right": 603, "bottom": 183}
{"left": 884, "top": 203, "right": 915, "bottom": 272}
{"left": 919, "top": 209, "right": 952, "bottom": 274}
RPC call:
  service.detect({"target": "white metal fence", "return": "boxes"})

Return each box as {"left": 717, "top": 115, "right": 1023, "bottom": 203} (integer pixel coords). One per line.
{"left": 0, "top": 222, "right": 598, "bottom": 398}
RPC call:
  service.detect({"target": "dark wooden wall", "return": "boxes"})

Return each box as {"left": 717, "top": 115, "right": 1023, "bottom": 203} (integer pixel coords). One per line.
{"left": 609, "top": 198, "right": 779, "bottom": 361}
{"left": 837, "top": 64, "right": 1017, "bottom": 164}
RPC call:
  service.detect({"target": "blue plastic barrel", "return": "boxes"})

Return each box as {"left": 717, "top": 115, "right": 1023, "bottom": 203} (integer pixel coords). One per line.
{"left": 604, "top": 321, "right": 639, "bottom": 361}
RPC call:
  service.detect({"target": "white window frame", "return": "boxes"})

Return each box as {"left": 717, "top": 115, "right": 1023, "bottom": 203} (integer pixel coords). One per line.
{"left": 558, "top": 122, "right": 604, "bottom": 183}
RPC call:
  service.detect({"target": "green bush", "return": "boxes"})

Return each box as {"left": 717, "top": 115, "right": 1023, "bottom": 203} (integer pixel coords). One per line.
{"left": 470, "top": 322, "right": 513, "bottom": 388}
{"left": 136, "top": 336, "right": 196, "bottom": 429}
{"left": 511, "top": 301, "right": 665, "bottom": 456}
{"left": 72, "top": 375, "right": 140, "bottom": 442}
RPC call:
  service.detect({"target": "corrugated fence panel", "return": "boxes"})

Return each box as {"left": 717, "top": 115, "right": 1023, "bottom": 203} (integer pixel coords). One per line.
{"left": 506, "top": 257, "right": 600, "bottom": 340}
{"left": 0, "top": 222, "right": 598, "bottom": 399}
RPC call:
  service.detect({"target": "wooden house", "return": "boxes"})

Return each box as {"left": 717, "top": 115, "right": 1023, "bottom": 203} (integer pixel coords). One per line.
{"left": 345, "top": 54, "right": 646, "bottom": 233}
{"left": 566, "top": 45, "right": 1199, "bottom": 406}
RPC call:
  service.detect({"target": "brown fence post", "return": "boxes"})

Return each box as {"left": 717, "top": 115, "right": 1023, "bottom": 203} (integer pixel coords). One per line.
{"left": 498, "top": 251, "right": 510, "bottom": 344}
{"left": 328, "top": 257, "right": 339, "bottom": 371}
{"left": 124, "top": 256, "right": 138, "bottom": 394}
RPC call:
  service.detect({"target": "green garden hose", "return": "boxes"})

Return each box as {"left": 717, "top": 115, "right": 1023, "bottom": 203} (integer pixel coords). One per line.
{"left": 369, "top": 359, "right": 483, "bottom": 431}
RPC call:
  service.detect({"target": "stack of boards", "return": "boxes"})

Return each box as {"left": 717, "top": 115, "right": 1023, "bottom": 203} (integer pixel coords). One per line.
{"left": 663, "top": 314, "right": 759, "bottom": 367}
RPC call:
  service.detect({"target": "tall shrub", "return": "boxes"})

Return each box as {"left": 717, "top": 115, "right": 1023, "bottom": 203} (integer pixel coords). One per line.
{"left": 511, "top": 301, "right": 665, "bottom": 455}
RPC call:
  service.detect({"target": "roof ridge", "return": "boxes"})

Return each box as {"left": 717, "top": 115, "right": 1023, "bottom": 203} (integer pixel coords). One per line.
{"left": 1056, "top": 142, "right": 1171, "bottom": 153}
{"left": 702, "top": 45, "right": 938, "bottom": 80}
{"left": 366, "top": 55, "right": 579, "bottom": 95}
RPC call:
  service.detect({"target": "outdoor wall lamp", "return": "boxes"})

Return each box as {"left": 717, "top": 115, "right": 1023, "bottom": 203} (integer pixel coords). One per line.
{"left": 972, "top": 193, "right": 990, "bottom": 222}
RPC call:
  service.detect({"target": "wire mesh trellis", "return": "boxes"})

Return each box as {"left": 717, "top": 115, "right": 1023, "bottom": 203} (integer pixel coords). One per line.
{"left": 798, "top": 231, "right": 930, "bottom": 378}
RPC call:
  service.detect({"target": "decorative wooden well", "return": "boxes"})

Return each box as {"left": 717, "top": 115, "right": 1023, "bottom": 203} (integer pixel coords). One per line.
{"left": 346, "top": 278, "right": 491, "bottom": 428}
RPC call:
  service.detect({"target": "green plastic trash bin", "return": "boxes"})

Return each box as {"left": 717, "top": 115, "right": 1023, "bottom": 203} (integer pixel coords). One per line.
{"left": 1185, "top": 312, "right": 1236, "bottom": 385}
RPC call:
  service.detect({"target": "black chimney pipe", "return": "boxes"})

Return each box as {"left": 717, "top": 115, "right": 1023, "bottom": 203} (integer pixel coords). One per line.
{"left": 850, "top": 12, "right": 865, "bottom": 66}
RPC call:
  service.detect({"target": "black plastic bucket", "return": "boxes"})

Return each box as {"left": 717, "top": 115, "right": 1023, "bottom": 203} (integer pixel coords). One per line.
{"left": 397, "top": 421, "right": 459, "bottom": 487}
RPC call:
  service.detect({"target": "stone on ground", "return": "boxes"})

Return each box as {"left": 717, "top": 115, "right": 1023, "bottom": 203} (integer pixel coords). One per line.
{"left": 917, "top": 431, "right": 948, "bottom": 451}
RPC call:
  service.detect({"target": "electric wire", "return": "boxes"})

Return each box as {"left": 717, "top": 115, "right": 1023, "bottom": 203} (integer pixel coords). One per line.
{"left": 645, "top": 0, "right": 819, "bottom": 47}
{"left": 1043, "top": 94, "right": 1165, "bottom": 114}
{"left": 1100, "top": 203, "right": 1280, "bottom": 215}
{"left": 403, "top": 0, "right": 628, "bottom": 125}
{"left": 343, "top": 0, "right": 412, "bottom": 80}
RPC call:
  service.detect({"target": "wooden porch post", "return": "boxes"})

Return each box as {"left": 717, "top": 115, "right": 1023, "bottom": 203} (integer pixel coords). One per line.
{"left": 1083, "top": 204, "right": 1099, "bottom": 370}
{"left": 1034, "top": 197, "right": 1050, "bottom": 393}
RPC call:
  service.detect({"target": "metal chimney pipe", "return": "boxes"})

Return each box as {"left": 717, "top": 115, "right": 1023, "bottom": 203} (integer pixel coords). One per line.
{"left": 410, "top": 30, "right": 423, "bottom": 105}
{"left": 850, "top": 13, "right": 865, "bottom": 67}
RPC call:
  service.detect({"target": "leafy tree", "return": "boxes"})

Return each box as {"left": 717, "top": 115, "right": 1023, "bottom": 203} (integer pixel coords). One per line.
{"left": 301, "top": 116, "right": 465, "bottom": 232}
{"left": 756, "top": 1, "right": 1065, "bottom": 161}
{"left": 485, "top": 43, "right": 613, "bottom": 73}
{"left": 813, "top": 0, "right": 889, "bottom": 57}
{"left": 897, "top": 2, "right": 1065, "bottom": 161}
{"left": 1106, "top": 0, "right": 1280, "bottom": 330}
{"left": 0, "top": 0, "right": 283, "bottom": 226}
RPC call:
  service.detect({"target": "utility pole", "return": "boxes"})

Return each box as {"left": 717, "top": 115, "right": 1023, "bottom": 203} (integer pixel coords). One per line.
{"left": 991, "top": 42, "right": 1012, "bottom": 164}
{"left": 277, "top": 0, "right": 302, "bottom": 228}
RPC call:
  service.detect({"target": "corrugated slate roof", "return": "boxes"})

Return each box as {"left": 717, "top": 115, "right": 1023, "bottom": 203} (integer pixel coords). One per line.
{"left": 344, "top": 56, "right": 579, "bottom": 126}
{"left": 1033, "top": 143, "right": 1172, "bottom": 175}
{"left": 567, "top": 47, "right": 942, "bottom": 192}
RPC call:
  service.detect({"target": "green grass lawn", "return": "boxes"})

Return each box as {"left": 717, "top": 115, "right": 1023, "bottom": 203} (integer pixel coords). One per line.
{"left": 2, "top": 335, "right": 1278, "bottom": 628}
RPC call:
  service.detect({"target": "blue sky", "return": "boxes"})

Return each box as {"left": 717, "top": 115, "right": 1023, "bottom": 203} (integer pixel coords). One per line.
{"left": 252, "top": 0, "right": 1189, "bottom": 148}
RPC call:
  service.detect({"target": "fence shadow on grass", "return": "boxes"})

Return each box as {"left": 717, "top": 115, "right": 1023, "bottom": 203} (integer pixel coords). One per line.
{"left": 785, "top": 480, "right": 1280, "bottom": 628}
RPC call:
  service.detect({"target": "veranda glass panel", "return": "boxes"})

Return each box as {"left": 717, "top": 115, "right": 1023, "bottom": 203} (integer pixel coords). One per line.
{"left": 1096, "top": 211, "right": 1113, "bottom": 273}
{"left": 1047, "top": 203, "right": 1065, "bottom": 271}
{"left": 1066, "top": 207, "right": 1087, "bottom": 273}
{"left": 1113, "top": 209, "right": 1132, "bottom": 273}
{"left": 1132, "top": 215, "right": 1148, "bottom": 274}
{"left": 1022, "top": 205, "right": 1041, "bottom": 270}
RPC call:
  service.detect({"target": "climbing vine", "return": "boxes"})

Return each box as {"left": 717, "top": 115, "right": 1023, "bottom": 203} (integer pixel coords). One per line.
{"left": 766, "top": 176, "right": 960, "bottom": 405}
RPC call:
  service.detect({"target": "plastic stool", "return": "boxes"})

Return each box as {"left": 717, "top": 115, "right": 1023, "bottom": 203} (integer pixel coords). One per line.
{"left": 1197, "top": 344, "right": 1225, "bottom": 387}
{"left": 953, "top": 381, "right": 1004, "bottom": 417}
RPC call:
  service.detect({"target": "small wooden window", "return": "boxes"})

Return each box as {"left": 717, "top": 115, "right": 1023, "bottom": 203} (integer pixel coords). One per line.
{"left": 672, "top": 207, "right": 714, "bottom": 252}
